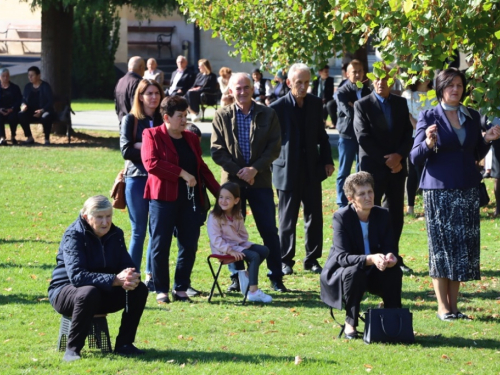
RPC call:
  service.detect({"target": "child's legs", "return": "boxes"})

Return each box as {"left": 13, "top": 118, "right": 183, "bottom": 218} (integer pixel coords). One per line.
{"left": 242, "top": 245, "right": 269, "bottom": 287}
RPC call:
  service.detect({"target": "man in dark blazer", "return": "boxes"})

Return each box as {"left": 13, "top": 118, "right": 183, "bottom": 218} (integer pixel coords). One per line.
{"left": 320, "top": 172, "right": 402, "bottom": 338}
{"left": 270, "top": 63, "right": 334, "bottom": 276}
{"left": 353, "top": 66, "right": 414, "bottom": 273}
{"left": 167, "top": 55, "right": 195, "bottom": 96}
{"left": 335, "top": 60, "right": 371, "bottom": 207}
{"left": 114, "top": 56, "right": 144, "bottom": 126}
{"left": 311, "top": 65, "right": 337, "bottom": 128}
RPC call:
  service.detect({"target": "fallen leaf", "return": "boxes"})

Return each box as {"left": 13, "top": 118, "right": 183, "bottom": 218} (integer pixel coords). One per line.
{"left": 167, "top": 359, "right": 175, "bottom": 363}
{"left": 32, "top": 358, "right": 38, "bottom": 362}
{"left": 364, "top": 364, "right": 373, "bottom": 369}
{"left": 4, "top": 288, "right": 12, "bottom": 292}
{"left": 30, "top": 275, "right": 37, "bottom": 280}
{"left": 178, "top": 335, "right": 183, "bottom": 339}
{"left": 180, "top": 363, "right": 185, "bottom": 368}
{"left": 294, "top": 356, "right": 303, "bottom": 365}
{"left": 442, "top": 354, "right": 449, "bottom": 360}
{"left": 269, "top": 320, "right": 275, "bottom": 325}
{"left": 221, "top": 346, "right": 228, "bottom": 350}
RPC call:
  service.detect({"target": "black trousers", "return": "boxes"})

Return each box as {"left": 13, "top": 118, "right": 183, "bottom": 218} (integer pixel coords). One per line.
{"left": 342, "top": 265, "right": 402, "bottom": 327}
{"left": 0, "top": 111, "right": 19, "bottom": 138}
{"left": 277, "top": 177, "right": 323, "bottom": 268}
{"left": 52, "top": 283, "right": 148, "bottom": 352}
{"left": 372, "top": 169, "right": 406, "bottom": 254}
{"left": 18, "top": 110, "right": 54, "bottom": 139}
{"left": 185, "top": 90, "right": 202, "bottom": 113}
{"left": 324, "top": 99, "right": 337, "bottom": 125}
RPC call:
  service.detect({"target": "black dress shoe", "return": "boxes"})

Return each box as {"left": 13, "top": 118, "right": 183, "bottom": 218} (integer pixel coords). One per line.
{"left": 454, "top": 311, "right": 472, "bottom": 320}
{"left": 437, "top": 312, "right": 456, "bottom": 321}
{"left": 270, "top": 279, "right": 289, "bottom": 292}
{"left": 304, "top": 262, "right": 323, "bottom": 274}
{"left": 400, "top": 264, "right": 414, "bottom": 273}
{"left": 344, "top": 330, "right": 361, "bottom": 340}
{"left": 114, "top": 344, "right": 145, "bottom": 356}
{"left": 282, "top": 264, "right": 293, "bottom": 275}
{"left": 186, "top": 286, "right": 202, "bottom": 297}
{"left": 171, "top": 291, "right": 193, "bottom": 303}
{"left": 227, "top": 275, "right": 240, "bottom": 292}
{"left": 156, "top": 294, "right": 170, "bottom": 304}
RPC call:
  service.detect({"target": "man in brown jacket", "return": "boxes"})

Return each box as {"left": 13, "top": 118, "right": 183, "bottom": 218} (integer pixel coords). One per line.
{"left": 211, "top": 72, "right": 287, "bottom": 293}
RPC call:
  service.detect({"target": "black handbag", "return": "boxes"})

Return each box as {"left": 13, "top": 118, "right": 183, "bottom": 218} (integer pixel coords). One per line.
{"left": 363, "top": 308, "right": 415, "bottom": 344}
{"left": 479, "top": 181, "right": 490, "bottom": 207}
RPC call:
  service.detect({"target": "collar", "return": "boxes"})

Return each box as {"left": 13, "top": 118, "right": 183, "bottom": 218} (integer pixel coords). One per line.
{"left": 373, "top": 91, "right": 390, "bottom": 103}
{"left": 440, "top": 102, "right": 472, "bottom": 119}
{"left": 235, "top": 102, "right": 254, "bottom": 116}
{"left": 289, "top": 92, "right": 305, "bottom": 107}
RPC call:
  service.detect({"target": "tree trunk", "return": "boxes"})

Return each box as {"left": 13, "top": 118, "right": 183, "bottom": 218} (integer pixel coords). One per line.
{"left": 41, "top": 1, "right": 74, "bottom": 136}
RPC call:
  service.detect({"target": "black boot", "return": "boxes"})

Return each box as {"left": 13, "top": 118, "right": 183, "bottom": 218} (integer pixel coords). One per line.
{"left": 227, "top": 274, "right": 240, "bottom": 292}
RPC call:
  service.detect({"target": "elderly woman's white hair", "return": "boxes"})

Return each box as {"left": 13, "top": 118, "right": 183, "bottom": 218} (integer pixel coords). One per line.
{"left": 81, "top": 195, "right": 113, "bottom": 217}
{"left": 228, "top": 72, "right": 254, "bottom": 90}
{"left": 287, "top": 63, "right": 310, "bottom": 80}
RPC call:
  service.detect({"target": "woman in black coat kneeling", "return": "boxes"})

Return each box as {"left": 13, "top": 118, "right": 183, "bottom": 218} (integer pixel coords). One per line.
{"left": 48, "top": 195, "right": 148, "bottom": 361}
{"left": 320, "top": 172, "right": 402, "bottom": 340}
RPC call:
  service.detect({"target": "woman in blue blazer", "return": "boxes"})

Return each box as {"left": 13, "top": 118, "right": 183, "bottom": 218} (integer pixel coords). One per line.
{"left": 410, "top": 68, "right": 500, "bottom": 322}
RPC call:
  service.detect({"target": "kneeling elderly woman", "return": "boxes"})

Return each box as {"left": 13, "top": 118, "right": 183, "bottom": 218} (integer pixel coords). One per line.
{"left": 320, "top": 172, "right": 403, "bottom": 339}
{"left": 48, "top": 195, "right": 148, "bottom": 361}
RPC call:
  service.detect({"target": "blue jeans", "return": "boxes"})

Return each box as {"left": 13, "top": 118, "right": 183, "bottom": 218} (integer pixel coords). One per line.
{"left": 228, "top": 187, "right": 283, "bottom": 281}
{"left": 242, "top": 245, "right": 269, "bottom": 286}
{"left": 149, "top": 198, "right": 201, "bottom": 293}
{"left": 336, "top": 137, "right": 359, "bottom": 207}
{"left": 125, "top": 176, "right": 151, "bottom": 274}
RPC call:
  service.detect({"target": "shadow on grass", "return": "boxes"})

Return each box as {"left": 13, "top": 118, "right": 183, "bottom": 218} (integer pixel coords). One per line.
{"left": 0, "top": 293, "right": 50, "bottom": 305}
{"left": 133, "top": 349, "right": 336, "bottom": 365}
{"left": 417, "top": 335, "right": 500, "bottom": 349}
{"left": 0, "top": 238, "right": 59, "bottom": 246}
{"left": 22, "top": 132, "right": 120, "bottom": 150}
{"left": 0, "top": 262, "right": 54, "bottom": 271}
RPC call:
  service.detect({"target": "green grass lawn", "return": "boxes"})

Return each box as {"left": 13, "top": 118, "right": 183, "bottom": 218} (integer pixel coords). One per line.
{"left": 72, "top": 99, "right": 115, "bottom": 112}
{"left": 0, "top": 132, "right": 499, "bottom": 374}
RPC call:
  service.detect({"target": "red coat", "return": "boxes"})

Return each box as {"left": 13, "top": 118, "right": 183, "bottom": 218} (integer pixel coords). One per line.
{"left": 141, "top": 124, "right": 220, "bottom": 202}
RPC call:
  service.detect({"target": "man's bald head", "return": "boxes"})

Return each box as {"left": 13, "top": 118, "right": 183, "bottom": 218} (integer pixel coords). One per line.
{"left": 128, "top": 56, "right": 145, "bottom": 76}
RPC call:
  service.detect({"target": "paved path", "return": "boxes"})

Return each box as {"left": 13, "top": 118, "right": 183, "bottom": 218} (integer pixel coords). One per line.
{"left": 71, "top": 108, "right": 339, "bottom": 146}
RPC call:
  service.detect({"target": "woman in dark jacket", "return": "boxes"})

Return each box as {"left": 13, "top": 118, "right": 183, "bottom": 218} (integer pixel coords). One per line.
{"left": 141, "top": 95, "right": 220, "bottom": 303}
{"left": 320, "top": 172, "right": 402, "bottom": 340}
{"left": 18, "top": 66, "right": 55, "bottom": 145}
{"left": 0, "top": 68, "right": 22, "bottom": 145}
{"left": 48, "top": 195, "right": 148, "bottom": 361}
{"left": 184, "top": 58, "right": 218, "bottom": 122}
{"left": 120, "top": 79, "right": 164, "bottom": 283}
{"left": 410, "top": 68, "right": 500, "bottom": 321}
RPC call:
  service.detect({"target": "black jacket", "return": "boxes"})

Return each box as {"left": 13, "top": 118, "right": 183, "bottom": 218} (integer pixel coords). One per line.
{"left": 48, "top": 215, "right": 135, "bottom": 305}
{"left": 22, "top": 80, "right": 54, "bottom": 113}
{"left": 311, "top": 76, "right": 334, "bottom": 102}
{"left": 270, "top": 92, "right": 333, "bottom": 190}
{"left": 336, "top": 81, "right": 371, "bottom": 139}
{"left": 168, "top": 68, "right": 195, "bottom": 95}
{"left": 0, "top": 82, "right": 22, "bottom": 111}
{"left": 120, "top": 113, "right": 163, "bottom": 177}
{"left": 114, "top": 72, "right": 142, "bottom": 123}
{"left": 320, "top": 205, "right": 396, "bottom": 310}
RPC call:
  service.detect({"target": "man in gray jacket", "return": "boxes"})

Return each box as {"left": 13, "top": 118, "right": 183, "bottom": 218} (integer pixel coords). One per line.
{"left": 211, "top": 72, "right": 287, "bottom": 292}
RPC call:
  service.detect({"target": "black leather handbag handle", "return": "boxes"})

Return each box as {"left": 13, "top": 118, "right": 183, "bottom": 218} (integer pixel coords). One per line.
{"left": 380, "top": 314, "right": 403, "bottom": 338}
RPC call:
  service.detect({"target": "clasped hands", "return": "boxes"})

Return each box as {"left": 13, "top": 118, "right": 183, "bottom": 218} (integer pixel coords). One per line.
{"left": 227, "top": 249, "right": 245, "bottom": 261}
{"left": 237, "top": 167, "right": 257, "bottom": 185}
{"left": 367, "top": 253, "right": 397, "bottom": 272}
{"left": 384, "top": 153, "right": 402, "bottom": 173}
{"left": 114, "top": 267, "right": 141, "bottom": 290}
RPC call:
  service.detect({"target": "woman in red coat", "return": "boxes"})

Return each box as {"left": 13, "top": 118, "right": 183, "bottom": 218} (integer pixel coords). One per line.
{"left": 142, "top": 95, "right": 220, "bottom": 303}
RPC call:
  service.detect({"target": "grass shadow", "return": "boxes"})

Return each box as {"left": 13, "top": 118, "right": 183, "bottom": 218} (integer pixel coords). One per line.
{"left": 0, "top": 293, "right": 50, "bottom": 305}
{"left": 417, "top": 335, "right": 500, "bottom": 349}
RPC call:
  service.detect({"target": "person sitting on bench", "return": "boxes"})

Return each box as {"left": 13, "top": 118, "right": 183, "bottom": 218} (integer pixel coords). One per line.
{"left": 18, "top": 66, "right": 55, "bottom": 145}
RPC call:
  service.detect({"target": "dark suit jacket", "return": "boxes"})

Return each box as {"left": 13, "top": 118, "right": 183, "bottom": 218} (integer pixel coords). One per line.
{"left": 22, "top": 80, "right": 54, "bottom": 113}
{"left": 410, "top": 104, "right": 489, "bottom": 189}
{"left": 0, "top": 82, "right": 22, "bottom": 111}
{"left": 336, "top": 81, "right": 371, "bottom": 139}
{"left": 168, "top": 68, "right": 195, "bottom": 95}
{"left": 270, "top": 92, "right": 333, "bottom": 191}
{"left": 114, "top": 72, "right": 141, "bottom": 123}
{"left": 354, "top": 92, "right": 413, "bottom": 176}
{"left": 252, "top": 78, "right": 270, "bottom": 98}
{"left": 320, "top": 205, "right": 396, "bottom": 310}
{"left": 311, "top": 76, "right": 334, "bottom": 102}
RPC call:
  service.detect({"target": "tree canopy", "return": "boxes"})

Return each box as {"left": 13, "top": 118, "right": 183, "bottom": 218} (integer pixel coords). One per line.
{"left": 179, "top": 0, "right": 500, "bottom": 116}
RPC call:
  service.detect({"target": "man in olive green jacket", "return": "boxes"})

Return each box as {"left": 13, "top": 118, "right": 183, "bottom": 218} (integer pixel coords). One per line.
{"left": 211, "top": 72, "right": 287, "bottom": 293}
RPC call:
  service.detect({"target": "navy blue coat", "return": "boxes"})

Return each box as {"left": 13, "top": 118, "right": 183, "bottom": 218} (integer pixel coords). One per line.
{"left": 48, "top": 215, "right": 135, "bottom": 305}
{"left": 410, "top": 104, "right": 490, "bottom": 190}
{"left": 0, "top": 81, "right": 22, "bottom": 111}
{"left": 22, "top": 80, "right": 54, "bottom": 113}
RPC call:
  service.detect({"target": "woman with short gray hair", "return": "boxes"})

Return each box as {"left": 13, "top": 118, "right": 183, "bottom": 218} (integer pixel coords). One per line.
{"left": 48, "top": 195, "right": 148, "bottom": 361}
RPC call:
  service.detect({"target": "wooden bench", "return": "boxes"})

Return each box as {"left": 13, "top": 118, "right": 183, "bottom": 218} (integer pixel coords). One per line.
{"left": 0, "top": 24, "right": 41, "bottom": 54}
{"left": 127, "top": 26, "right": 175, "bottom": 58}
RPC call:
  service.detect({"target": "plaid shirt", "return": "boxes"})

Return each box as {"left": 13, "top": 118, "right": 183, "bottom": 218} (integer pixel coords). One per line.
{"left": 236, "top": 104, "right": 254, "bottom": 164}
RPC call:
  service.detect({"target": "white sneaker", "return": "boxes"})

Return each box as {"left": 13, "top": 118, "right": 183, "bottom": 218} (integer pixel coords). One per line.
{"left": 247, "top": 289, "right": 272, "bottom": 303}
{"left": 191, "top": 113, "right": 201, "bottom": 122}
{"left": 238, "top": 270, "right": 249, "bottom": 296}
